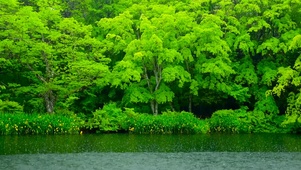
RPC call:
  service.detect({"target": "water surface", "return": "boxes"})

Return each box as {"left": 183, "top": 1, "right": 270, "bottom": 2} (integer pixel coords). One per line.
{"left": 1, "top": 133, "right": 301, "bottom": 154}
{"left": 1, "top": 134, "right": 301, "bottom": 170}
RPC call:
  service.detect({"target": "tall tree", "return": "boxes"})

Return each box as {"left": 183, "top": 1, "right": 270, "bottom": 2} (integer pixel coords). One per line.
{"left": 100, "top": 4, "right": 192, "bottom": 115}
{"left": 0, "top": 0, "right": 110, "bottom": 113}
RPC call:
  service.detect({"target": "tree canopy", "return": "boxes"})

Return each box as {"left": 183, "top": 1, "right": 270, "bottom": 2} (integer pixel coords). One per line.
{"left": 1, "top": 0, "right": 301, "bottom": 125}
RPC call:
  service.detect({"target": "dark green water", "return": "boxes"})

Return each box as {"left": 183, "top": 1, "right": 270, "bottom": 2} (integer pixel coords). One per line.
{"left": 1, "top": 134, "right": 301, "bottom": 170}
{"left": 1, "top": 133, "right": 301, "bottom": 154}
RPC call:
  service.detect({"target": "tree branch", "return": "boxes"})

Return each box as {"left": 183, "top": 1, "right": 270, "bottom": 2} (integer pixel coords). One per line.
{"left": 26, "top": 64, "right": 47, "bottom": 84}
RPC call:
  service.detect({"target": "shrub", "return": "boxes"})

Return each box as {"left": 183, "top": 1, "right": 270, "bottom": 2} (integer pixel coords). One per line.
{"left": 208, "top": 109, "right": 241, "bottom": 133}
{"left": 0, "top": 113, "right": 83, "bottom": 135}
{"left": 86, "top": 103, "right": 127, "bottom": 133}
{"left": 208, "top": 108, "right": 288, "bottom": 133}
{"left": 280, "top": 114, "right": 301, "bottom": 133}
{"left": 124, "top": 111, "right": 209, "bottom": 134}
{"left": 0, "top": 100, "right": 23, "bottom": 113}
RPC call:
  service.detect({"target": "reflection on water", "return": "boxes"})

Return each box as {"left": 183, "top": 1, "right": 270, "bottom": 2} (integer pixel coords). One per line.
{"left": 1, "top": 134, "right": 301, "bottom": 170}
{"left": 1, "top": 133, "right": 301, "bottom": 154}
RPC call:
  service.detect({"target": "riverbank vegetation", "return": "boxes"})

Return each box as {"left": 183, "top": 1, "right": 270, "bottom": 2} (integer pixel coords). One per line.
{"left": 86, "top": 103, "right": 209, "bottom": 134}
{"left": 1, "top": 0, "right": 301, "bottom": 135}
{"left": 0, "top": 113, "right": 83, "bottom": 135}
{"left": 1, "top": 103, "right": 301, "bottom": 135}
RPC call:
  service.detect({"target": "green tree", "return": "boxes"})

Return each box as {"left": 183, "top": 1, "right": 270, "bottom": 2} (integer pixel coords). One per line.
{"left": 100, "top": 4, "right": 192, "bottom": 115}
{"left": 0, "top": 0, "right": 110, "bottom": 113}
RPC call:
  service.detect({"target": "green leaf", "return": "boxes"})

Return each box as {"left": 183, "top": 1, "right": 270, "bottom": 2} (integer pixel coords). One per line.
{"left": 154, "top": 83, "right": 174, "bottom": 104}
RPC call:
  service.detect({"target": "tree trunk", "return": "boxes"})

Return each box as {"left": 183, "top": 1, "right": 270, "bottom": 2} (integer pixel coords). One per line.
{"left": 185, "top": 59, "right": 192, "bottom": 113}
{"left": 169, "top": 102, "right": 175, "bottom": 112}
{"left": 150, "top": 100, "right": 155, "bottom": 115}
{"left": 152, "top": 58, "right": 161, "bottom": 116}
{"left": 189, "top": 94, "right": 192, "bottom": 113}
{"left": 154, "top": 101, "right": 158, "bottom": 116}
{"left": 150, "top": 100, "right": 158, "bottom": 116}
{"left": 40, "top": 38, "right": 55, "bottom": 114}
{"left": 44, "top": 90, "right": 55, "bottom": 113}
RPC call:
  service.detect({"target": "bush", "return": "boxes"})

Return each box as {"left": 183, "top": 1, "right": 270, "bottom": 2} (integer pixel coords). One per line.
{"left": 208, "top": 109, "right": 241, "bottom": 133}
{"left": 0, "top": 100, "right": 23, "bottom": 113}
{"left": 0, "top": 113, "right": 83, "bottom": 135}
{"left": 86, "top": 103, "right": 127, "bottom": 133}
{"left": 124, "top": 111, "right": 209, "bottom": 134}
{"left": 208, "top": 108, "right": 288, "bottom": 133}
{"left": 280, "top": 114, "right": 301, "bottom": 133}
{"left": 85, "top": 106, "right": 209, "bottom": 134}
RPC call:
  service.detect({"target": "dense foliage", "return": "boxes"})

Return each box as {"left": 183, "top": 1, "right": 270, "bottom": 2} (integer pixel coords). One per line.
{"left": 1, "top": 0, "right": 301, "bottom": 134}
{"left": 0, "top": 113, "right": 83, "bottom": 135}
{"left": 85, "top": 103, "right": 209, "bottom": 134}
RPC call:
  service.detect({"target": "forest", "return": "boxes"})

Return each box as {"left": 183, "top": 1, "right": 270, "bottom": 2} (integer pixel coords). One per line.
{"left": 1, "top": 0, "right": 301, "bottom": 134}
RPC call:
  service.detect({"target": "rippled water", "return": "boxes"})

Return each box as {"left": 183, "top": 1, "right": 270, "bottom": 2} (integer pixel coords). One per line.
{"left": 1, "top": 134, "right": 301, "bottom": 169}
{"left": 2, "top": 152, "right": 301, "bottom": 170}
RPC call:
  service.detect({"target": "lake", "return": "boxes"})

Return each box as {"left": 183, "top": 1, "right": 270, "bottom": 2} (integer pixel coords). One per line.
{"left": 1, "top": 133, "right": 301, "bottom": 169}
